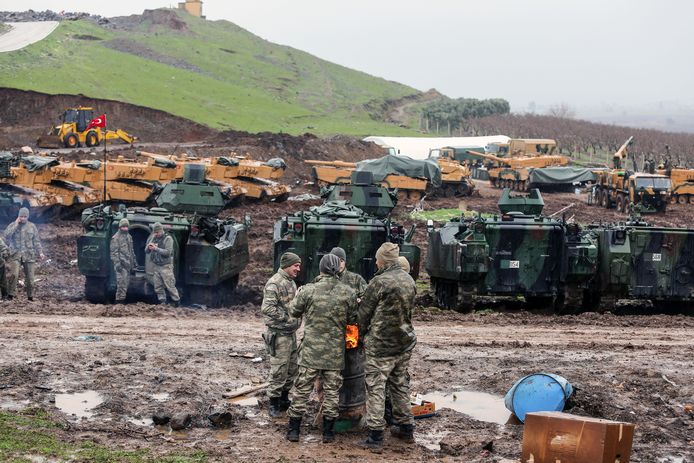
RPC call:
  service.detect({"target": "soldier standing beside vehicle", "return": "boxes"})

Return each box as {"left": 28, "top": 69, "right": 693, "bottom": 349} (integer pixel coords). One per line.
{"left": 330, "top": 247, "right": 367, "bottom": 300}
{"left": 145, "top": 222, "right": 180, "bottom": 307}
{"left": 3, "top": 207, "right": 44, "bottom": 301}
{"left": 261, "top": 252, "right": 302, "bottom": 418}
{"left": 110, "top": 218, "right": 136, "bottom": 303}
{"left": 285, "top": 253, "right": 357, "bottom": 443}
{"left": 358, "top": 242, "right": 417, "bottom": 452}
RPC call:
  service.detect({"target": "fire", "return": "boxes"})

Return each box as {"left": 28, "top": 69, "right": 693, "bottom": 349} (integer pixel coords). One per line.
{"left": 345, "top": 324, "right": 358, "bottom": 349}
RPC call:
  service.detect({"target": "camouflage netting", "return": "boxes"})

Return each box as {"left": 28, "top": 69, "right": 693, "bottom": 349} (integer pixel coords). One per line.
{"left": 356, "top": 155, "right": 442, "bottom": 188}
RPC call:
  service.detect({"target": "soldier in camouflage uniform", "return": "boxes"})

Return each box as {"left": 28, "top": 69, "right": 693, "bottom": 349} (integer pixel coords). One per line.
{"left": 358, "top": 242, "right": 417, "bottom": 452}
{"left": 261, "top": 252, "right": 302, "bottom": 418}
{"left": 110, "top": 218, "right": 136, "bottom": 303}
{"left": 330, "top": 246, "right": 367, "bottom": 300}
{"left": 285, "top": 253, "right": 357, "bottom": 443}
{"left": 145, "top": 222, "right": 180, "bottom": 306}
{"left": 3, "top": 208, "right": 44, "bottom": 301}
{"left": 0, "top": 235, "right": 8, "bottom": 299}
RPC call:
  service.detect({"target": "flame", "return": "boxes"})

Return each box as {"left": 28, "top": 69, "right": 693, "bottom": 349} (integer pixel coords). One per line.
{"left": 345, "top": 324, "right": 358, "bottom": 349}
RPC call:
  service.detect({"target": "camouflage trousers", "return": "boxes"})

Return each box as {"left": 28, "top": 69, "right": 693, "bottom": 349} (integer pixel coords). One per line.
{"left": 151, "top": 266, "right": 180, "bottom": 303}
{"left": 365, "top": 349, "right": 414, "bottom": 430}
{"left": 5, "top": 259, "right": 35, "bottom": 299}
{"left": 287, "top": 367, "right": 343, "bottom": 420}
{"left": 114, "top": 265, "right": 131, "bottom": 301}
{"left": 266, "top": 332, "right": 298, "bottom": 399}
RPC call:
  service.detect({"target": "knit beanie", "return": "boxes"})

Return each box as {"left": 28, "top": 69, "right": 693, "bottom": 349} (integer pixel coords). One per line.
{"left": 319, "top": 254, "right": 341, "bottom": 276}
{"left": 152, "top": 222, "right": 164, "bottom": 232}
{"left": 18, "top": 207, "right": 29, "bottom": 218}
{"left": 119, "top": 218, "right": 130, "bottom": 228}
{"left": 280, "top": 252, "right": 301, "bottom": 269}
{"left": 375, "top": 242, "right": 399, "bottom": 265}
{"left": 398, "top": 256, "right": 411, "bottom": 273}
{"left": 330, "top": 247, "right": 347, "bottom": 262}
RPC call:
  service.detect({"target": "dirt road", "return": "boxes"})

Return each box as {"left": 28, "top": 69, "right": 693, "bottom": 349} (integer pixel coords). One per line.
{"left": 1, "top": 304, "right": 692, "bottom": 462}
{"left": 0, "top": 21, "right": 58, "bottom": 52}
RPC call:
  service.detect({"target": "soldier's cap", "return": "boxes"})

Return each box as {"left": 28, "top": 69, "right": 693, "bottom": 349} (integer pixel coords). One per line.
{"left": 152, "top": 222, "right": 164, "bottom": 232}
{"left": 319, "top": 253, "right": 341, "bottom": 276}
{"left": 18, "top": 207, "right": 30, "bottom": 218}
{"left": 398, "top": 256, "right": 410, "bottom": 273}
{"left": 376, "top": 242, "right": 399, "bottom": 265}
{"left": 330, "top": 247, "right": 346, "bottom": 262}
{"left": 280, "top": 252, "right": 301, "bottom": 269}
{"left": 119, "top": 218, "right": 130, "bottom": 228}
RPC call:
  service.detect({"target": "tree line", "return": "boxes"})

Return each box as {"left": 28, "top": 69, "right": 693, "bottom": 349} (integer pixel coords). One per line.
{"left": 420, "top": 98, "right": 510, "bottom": 135}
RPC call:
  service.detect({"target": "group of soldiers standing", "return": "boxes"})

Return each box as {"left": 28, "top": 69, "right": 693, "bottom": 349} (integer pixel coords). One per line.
{"left": 0, "top": 208, "right": 44, "bottom": 301}
{"left": 109, "top": 219, "right": 180, "bottom": 306}
{"left": 261, "top": 243, "right": 417, "bottom": 452}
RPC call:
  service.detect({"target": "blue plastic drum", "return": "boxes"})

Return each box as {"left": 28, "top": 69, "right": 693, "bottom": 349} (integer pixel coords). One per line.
{"left": 504, "top": 373, "right": 573, "bottom": 422}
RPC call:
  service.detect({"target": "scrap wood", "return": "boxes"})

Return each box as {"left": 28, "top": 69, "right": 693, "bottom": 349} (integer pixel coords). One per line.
{"left": 222, "top": 382, "right": 269, "bottom": 399}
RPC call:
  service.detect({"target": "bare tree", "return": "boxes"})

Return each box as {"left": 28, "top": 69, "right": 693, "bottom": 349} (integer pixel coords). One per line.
{"left": 547, "top": 102, "right": 576, "bottom": 119}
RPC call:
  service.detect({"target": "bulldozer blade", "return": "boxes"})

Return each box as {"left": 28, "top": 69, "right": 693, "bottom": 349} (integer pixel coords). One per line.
{"left": 36, "top": 135, "right": 62, "bottom": 149}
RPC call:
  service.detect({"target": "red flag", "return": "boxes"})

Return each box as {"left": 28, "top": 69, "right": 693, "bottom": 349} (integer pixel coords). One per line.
{"left": 86, "top": 114, "right": 106, "bottom": 130}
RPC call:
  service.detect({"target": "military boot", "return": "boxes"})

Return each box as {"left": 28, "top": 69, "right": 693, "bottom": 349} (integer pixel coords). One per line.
{"left": 322, "top": 418, "right": 335, "bottom": 443}
{"left": 268, "top": 397, "right": 282, "bottom": 418}
{"left": 286, "top": 416, "right": 301, "bottom": 442}
{"left": 391, "top": 423, "right": 415, "bottom": 443}
{"left": 279, "top": 390, "right": 291, "bottom": 411}
{"left": 362, "top": 429, "right": 384, "bottom": 453}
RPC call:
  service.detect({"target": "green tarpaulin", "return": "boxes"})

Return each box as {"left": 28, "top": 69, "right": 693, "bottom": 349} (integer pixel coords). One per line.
{"left": 22, "top": 155, "right": 59, "bottom": 172}
{"left": 528, "top": 167, "right": 598, "bottom": 185}
{"left": 356, "top": 155, "right": 442, "bottom": 188}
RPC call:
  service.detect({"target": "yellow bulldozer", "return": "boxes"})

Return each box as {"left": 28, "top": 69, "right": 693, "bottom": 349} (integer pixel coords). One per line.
{"left": 37, "top": 107, "right": 137, "bottom": 149}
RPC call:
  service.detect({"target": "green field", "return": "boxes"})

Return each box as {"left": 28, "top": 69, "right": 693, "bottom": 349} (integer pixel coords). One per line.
{"left": 0, "top": 11, "right": 425, "bottom": 136}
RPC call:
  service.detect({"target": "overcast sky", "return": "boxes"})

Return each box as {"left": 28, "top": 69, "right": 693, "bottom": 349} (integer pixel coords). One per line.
{"left": 9, "top": 1, "right": 694, "bottom": 113}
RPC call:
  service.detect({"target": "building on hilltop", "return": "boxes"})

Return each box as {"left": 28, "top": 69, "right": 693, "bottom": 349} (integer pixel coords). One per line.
{"left": 178, "top": 0, "right": 204, "bottom": 18}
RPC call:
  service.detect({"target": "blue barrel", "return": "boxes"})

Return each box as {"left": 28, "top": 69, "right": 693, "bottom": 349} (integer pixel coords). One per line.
{"left": 504, "top": 373, "right": 573, "bottom": 422}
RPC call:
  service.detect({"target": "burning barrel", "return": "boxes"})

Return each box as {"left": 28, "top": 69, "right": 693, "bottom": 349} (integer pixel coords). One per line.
{"left": 336, "top": 324, "right": 366, "bottom": 431}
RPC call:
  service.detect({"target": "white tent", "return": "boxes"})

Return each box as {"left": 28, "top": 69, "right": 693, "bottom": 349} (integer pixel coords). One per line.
{"left": 363, "top": 135, "right": 510, "bottom": 160}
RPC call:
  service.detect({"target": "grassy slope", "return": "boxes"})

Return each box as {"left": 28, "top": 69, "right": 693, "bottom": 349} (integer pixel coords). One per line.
{"left": 0, "top": 11, "right": 421, "bottom": 136}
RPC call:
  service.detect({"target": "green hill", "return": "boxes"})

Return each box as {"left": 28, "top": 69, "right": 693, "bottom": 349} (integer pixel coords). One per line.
{"left": 0, "top": 9, "right": 426, "bottom": 136}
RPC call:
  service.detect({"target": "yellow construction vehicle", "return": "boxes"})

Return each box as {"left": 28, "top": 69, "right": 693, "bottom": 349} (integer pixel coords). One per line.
{"left": 37, "top": 107, "right": 137, "bottom": 149}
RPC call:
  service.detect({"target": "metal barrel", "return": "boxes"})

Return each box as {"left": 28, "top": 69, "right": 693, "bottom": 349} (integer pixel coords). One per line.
{"left": 338, "top": 344, "right": 366, "bottom": 412}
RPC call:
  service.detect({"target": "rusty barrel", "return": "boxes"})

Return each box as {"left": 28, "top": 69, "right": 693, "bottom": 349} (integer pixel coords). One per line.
{"left": 336, "top": 343, "right": 366, "bottom": 431}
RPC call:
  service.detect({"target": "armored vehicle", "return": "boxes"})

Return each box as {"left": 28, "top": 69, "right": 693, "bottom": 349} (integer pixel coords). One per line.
{"left": 273, "top": 171, "right": 420, "bottom": 285}
{"left": 426, "top": 189, "right": 598, "bottom": 312}
{"left": 77, "top": 164, "right": 250, "bottom": 306}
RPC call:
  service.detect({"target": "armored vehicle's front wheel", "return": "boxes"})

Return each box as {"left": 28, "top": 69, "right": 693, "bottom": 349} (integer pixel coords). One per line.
{"left": 84, "top": 276, "right": 109, "bottom": 303}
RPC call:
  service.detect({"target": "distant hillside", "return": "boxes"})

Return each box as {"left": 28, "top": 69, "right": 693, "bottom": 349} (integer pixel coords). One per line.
{"left": 0, "top": 9, "right": 434, "bottom": 136}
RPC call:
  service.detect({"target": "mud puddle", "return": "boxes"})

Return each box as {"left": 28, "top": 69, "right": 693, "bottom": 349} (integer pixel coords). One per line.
{"left": 422, "top": 389, "right": 511, "bottom": 425}
{"left": 54, "top": 391, "right": 103, "bottom": 419}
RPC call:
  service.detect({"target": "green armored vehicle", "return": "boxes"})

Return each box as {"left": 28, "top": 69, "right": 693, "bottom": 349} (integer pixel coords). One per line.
{"left": 273, "top": 171, "right": 420, "bottom": 285}
{"left": 426, "top": 188, "right": 598, "bottom": 312}
{"left": 587, "top": 216, "right": 694, "bottom": 311}
{"left": 77, "top": 164, "right": 250, "bottom": 306}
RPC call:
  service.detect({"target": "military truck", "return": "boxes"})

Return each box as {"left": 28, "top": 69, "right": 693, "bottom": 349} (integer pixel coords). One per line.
{"left": 273, "top": 171, "right": 420, "bottom": 285}
{"left": 77, "top": 164, "right": 250, "bottom": 306}
{"left": 426, "top": 188, "right": 598, "bottom": 312}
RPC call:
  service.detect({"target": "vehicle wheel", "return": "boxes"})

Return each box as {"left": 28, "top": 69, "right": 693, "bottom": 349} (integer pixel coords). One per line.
{"left": 444, "top": 186, "right": 456, "bottom": 198}
{"left": 490, "top": 178, "right": 497, "bottom": 188}
{"left": 85, "top": 130, "right": 99, "bottom": 147}
{"left": 678, "top": 195, "right": 688, "bottom": 205}
{"left": 616, "top": 194, "right": 625, "bottom": 212}
{"left": 433, "top": 279, "right": 458, "bottom": 310}
{"left": 519, "top": 180, "right": 527, "bottom": 191}
{"left": 457, "top": 183, "right": 470, "bottom": 196}
{"left": 84, "top": 276, "right": 108, "bottom": 303}
{"left": 409, "top": 190, "right": 423, "bottom": 201}
{"left": 601, "top": 190, "right": 611, "bottom": 209}
{"left": 63, "top": 133, "right": 79, "bottom": 148}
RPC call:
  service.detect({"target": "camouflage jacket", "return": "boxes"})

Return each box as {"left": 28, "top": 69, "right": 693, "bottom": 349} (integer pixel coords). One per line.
{"left": 290, "top": 274, "right": 356, "bottom": 370}
{"left": 0, "top": 236, "right": 8, "bottom": 263}
{"left": 261, "top": 269, "right": 299, "bottom": 335}
{"left": 110, "top": 231, "right": 136, "bottom": 270}
{"left": 3, "top": 221, "right": 43, "bottom": 263}
{"left": 339, "top": 269, "right": 367, "bottom": 299}
{"left": 357, "top": 263, "right": 417, "bottom": 357}
{"left": 145, "top": 233, "right": 174, "bottom": 267}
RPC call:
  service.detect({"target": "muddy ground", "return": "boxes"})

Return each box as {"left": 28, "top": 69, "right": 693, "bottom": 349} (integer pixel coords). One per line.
{"left": 0, "top": 169, "right": 692, "bottom": 461}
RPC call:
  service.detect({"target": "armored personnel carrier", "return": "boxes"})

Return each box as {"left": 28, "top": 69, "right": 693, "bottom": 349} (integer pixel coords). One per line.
{"left": 77, "top": 164, "right": 250, "bottom": 306}
{"left": 426, "top": 188, "right": 598, "bottom": 312}
{"left": 273, "top": 171, "right": 420, "bottom": 285}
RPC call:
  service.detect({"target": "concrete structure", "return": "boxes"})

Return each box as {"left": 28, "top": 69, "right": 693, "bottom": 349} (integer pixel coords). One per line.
{"left": 178, "top": 0, "right": 204, "bottom": 18}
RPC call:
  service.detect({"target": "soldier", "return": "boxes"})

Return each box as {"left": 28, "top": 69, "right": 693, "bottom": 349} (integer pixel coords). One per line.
{"left": 330, "top": 247, "right": 367, "bottom": 300}
{"left": 0, "top": 236, "right": 8, "bottom": 300}
{"left": 3, "top": 207, "right": 44, "bottom": 301}
{"left": 261, "top": 252, "right": 301, "bottom": 418}
{"left": 110, "top": 218, "right": 136, "bottom": 303}
{"left": 358, "top": 242, "right": 417, "bottom": 452}
{"left": 285, "top": 253, "right": 357, "bottom": 443}
{"left": 145, "top": 222, "right": 180, "bottom": 306}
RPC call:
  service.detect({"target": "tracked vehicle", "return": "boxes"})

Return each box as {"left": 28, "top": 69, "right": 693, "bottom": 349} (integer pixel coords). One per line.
{"left": 77, "top": 164, "right": 250, "bottom": 306}
{"left": 273, "top": 171, "right": 420, "bottom": 285}
{"left": 426, "top": 189, "right": 598, "bottom": 312}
